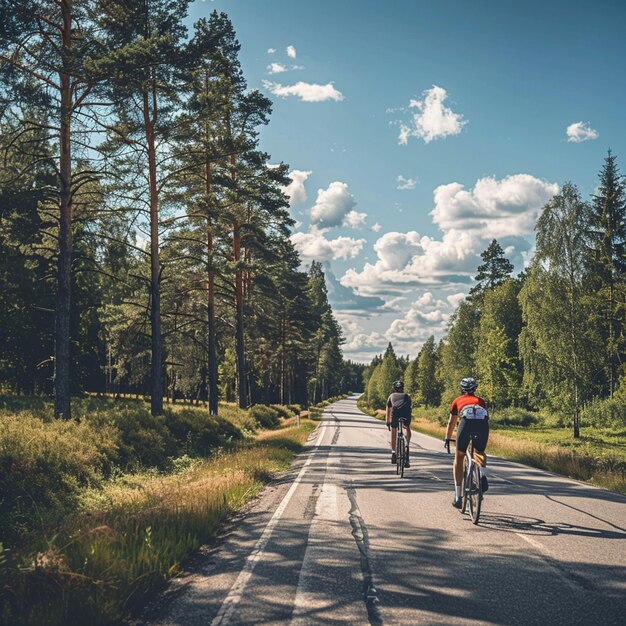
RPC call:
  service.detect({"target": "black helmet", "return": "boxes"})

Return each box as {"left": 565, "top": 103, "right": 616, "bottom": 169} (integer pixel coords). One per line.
{"left": 460, "top": 377, "right": 478, "bottom": 393}
{"left": 392, "top": 380, "right": 404, "bottom": 391}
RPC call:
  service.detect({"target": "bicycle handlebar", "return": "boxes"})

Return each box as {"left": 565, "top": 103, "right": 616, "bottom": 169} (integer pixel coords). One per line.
{"left": 444, "top": 437, "right": 456, "bottom": 453}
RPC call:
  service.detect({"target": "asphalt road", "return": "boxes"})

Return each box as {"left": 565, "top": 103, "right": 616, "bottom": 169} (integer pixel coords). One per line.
{"left": 147, "top": 394, "right": 626, "bottom": 626}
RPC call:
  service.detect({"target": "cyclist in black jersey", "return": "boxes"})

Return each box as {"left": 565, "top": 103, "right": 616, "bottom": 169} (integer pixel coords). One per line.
{"left": 386, "top": 380, "right": 412, "bottom": 467}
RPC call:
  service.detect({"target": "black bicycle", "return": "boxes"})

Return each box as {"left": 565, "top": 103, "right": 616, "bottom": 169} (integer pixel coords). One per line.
{"left": 445, "top": 434, "right": 483, "bottom": 524}
{"left": 388, "top": 417, "right": 409, "bottom": 477}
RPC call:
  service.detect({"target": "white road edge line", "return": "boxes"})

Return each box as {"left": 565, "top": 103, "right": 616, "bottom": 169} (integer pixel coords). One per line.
{"left": 209, "top": 419, "right": 328, "bottom": 626}
{"left": 514, "top": 532, "right": 578, "bottom": 591}
{"left": 514, "top": 531, "right": 545, "bottom": 552}
{"left": 290, "top": 480, "right": 338, "bottom": 625}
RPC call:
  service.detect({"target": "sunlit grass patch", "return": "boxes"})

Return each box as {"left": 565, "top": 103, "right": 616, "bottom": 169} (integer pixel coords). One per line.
{"left": 407, "top": 417, "right": 626, "bottom": 495}
{"left": 0, "top": 419, "right": 316, "bottom": 625}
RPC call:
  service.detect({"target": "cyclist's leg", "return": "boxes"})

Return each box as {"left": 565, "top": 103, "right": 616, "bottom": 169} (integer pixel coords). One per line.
{"left": 454, "top": 449, "right": 465, "bottom": 486}
{"left": 403, "top": 419, "right": 411, "bottom": 450}
{"left": 454, "top": 419, "right": 470, "bottom": 504}
{"left": 402, "top": 420, "right": 411, "bottom": 466}
{"left": 471, "top": 421, "right": 489, "bottom": 490}
{"left": 390, "top": 414, "right": 399, "bottom": 462}
{"left": 471, "top": 421, "right": 489, "bottom": 465}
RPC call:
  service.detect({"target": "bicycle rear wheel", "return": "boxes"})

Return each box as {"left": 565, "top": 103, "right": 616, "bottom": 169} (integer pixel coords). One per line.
{"left": 468, "top": 463, "right": 482, "bottom": 524}
{"left": 397, "top": 435, "right": 405, "bottom": 477}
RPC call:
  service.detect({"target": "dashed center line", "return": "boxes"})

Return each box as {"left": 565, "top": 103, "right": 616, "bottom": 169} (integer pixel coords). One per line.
{"left": 210, "top": 419, "right": 329, "bottom": 625}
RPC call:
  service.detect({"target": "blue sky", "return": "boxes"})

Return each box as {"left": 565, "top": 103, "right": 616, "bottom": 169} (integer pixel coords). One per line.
{"left": 190, "top": 0, "right": 626, "bottom": 362}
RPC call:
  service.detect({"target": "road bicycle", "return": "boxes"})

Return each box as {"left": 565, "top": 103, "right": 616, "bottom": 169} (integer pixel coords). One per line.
{"left": 389, "top": 416, "right": 409, "bottom": 477}
{"left": 445, "top": 434, "right": 483, "bottom": 524}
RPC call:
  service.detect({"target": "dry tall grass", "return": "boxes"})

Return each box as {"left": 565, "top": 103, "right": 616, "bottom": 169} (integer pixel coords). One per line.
{"left": 1, "top": 420, "right": 316, "bottom": 625}
{"left": 409, "top": 417, "right": 626, "bottom": 493}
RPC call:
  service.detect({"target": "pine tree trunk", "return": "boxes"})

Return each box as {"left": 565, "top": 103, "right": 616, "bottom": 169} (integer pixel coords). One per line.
{"left": 54, "top": 0, "right": 73, "bottom": 420}
{"left": 229, "top": 151, "right": 247, "bottom": 409}
{"left": 205, "top": 157, "right": 218, "bottom": 416}
{"left": 234, "top": 221, "right": 247, "bottom": 408}
{"left": 144, "top": 87, "right": 163, "bottom": 417}
{"left": 280, "top": 313, "right": 286, "bottom": 405}
{"left": 207, "top": 239, "right": 218, "bottom": 415}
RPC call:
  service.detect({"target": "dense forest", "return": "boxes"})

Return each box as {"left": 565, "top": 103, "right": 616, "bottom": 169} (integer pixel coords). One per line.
{"left": 363, "top": 151, "right": 626, "bottom": 438}
{"left": 0, "top": 1, "right": 362, "bottom": 417}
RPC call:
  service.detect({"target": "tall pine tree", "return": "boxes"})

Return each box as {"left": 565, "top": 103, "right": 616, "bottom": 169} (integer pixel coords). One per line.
{"left": 94, "top": 0, "right": 192, "bottom": 415}
{"left": 469, "top": 239, "right": 514, "bottom": 303}
{"left": 587, "top": 150, "right": 626, "bottom": 395}
{"left": 0, "top": 0, "right": 103, "bottom": 418}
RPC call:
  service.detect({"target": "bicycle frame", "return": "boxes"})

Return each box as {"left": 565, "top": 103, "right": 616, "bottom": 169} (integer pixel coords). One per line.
{"left": 395, "top": 416, "right": 409, "bottom": 477}
{"left": 446, "top": 435, "right": 483, "bottom": 524}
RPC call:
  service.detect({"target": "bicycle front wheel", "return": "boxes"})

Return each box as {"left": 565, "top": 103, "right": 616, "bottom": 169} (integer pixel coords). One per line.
{"left": 397, "top": 436, "right": 405, "bottom": 477}
{"left": 468, "top": 463, "right": 482, "bottom": 524}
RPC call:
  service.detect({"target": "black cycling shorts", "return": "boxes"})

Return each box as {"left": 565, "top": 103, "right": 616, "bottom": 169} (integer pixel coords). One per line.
{"left": 456, "top": 417, "right": 489, "bottom": 453}
{"left": 391, "top": 414, "right": 411, "bottom": 429}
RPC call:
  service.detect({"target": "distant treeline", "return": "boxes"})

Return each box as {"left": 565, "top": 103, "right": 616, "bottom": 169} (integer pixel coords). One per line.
{"left": 0, "top": 2, "right": 362, "bottom": 417}
{"left": 363, "top": 151, "right": 626, "bottom": 438}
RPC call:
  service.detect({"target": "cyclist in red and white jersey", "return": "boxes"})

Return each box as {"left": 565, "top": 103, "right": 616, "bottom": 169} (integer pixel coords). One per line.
{"left": 444, "top": 377, "right": 489, "bottom": 508}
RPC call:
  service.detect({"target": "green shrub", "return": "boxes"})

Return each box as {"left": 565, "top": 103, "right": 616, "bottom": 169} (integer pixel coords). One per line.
{"left": 414, "top": 405, "right": 445, "bottom": 424}
{"left": 309, "top": 406, "right": 323, "bottom": 420}
{"left": 490, "top": 407, "right": 540, "bottom": 427}
{"left": 219, "top": 404, "right": 258, "bottom": 433}
{"left": 580, "top": 397, "right": 626, "bottom": 428}
{"left": 164, "top": 408, "right": 243, "bottom": 456}
{"left": 248, "top": 405, "right": 281, "bottom": 429}
{"left": 0, "top": 398, "right": 249, "bottom": 555}
{"left": 270, "top": 404, "right": 294, "bottom": 419}
{"left": 0, "top": 414, "right": 119, "bottom": 550}
{"left": 85, "top": 404, "right": 172, "bottom": 469}
{"left": 0, "top": 395, "right": 51, "bottom": 420}
{"left": 287, "top": 404, "right": 302, "bottom": 415}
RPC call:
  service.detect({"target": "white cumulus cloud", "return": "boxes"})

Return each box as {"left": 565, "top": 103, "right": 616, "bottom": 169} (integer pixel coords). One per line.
{"left": 372, "top": 223, "right": 382, "bottom": 232}
{"left": 398, "top": 85, "right": 466, "bottom": 145}
{"left": 343, "top": 331, "right": 388, "bottom": 353}
{"left": 446, "top": 292, "right": 466, "bottom": 309}
{"left": 267, "top": 63, "right": 288, "bottom": 74}
{"left": 384, "top": 293, "right": 452, "bottom": 351}
{"left": 310, "top": 181, "right": 356, "bottom": 227}
{"left": 397, "top": 175, "right": 417, "bottom": 190}
{"left": 343, "top": 210, "right": 368, "bottom": 229}
{"left": 263, "top": 80, "right": 344, "bottom": 102}
{"left": 382, "top": 296, "right": 407, "bottom": 311}
{"left": 287, "top": 45, "right": 297, "bottom": 58}
{"left": 335, "top": 313, "right": 388, "bottom": 353}
{"left": 431, "top": 174, "right": 559, "bottom": 238}
{"left": 283, "top": 170, "right": 312, "bottom": 205}
{"left": 566, "top": 121, "right": 599, "bottom": 143}
{"left": 267, "top": 48, "right": 276, "bottom": 54}
{"left": 340, "top": 174, "right": 559, "bottom": 297}
{"left": 291, "top": 230, "right": 365, "bottom": 262}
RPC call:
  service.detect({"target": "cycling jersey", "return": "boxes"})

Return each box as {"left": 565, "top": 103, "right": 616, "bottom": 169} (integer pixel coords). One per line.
{"left": 450, "top": 394, "right": 488, "bottom": 419}
{"left": 387, "top": 392, "right": 412, "bottom": 428}
{"left": 450, "top": 393, "right": 489, "bottom": 453}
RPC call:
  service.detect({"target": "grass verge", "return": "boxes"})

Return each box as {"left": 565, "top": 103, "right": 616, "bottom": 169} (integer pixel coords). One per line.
{"left": 0, "top": 418, "right": 316, "bottom": 625}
